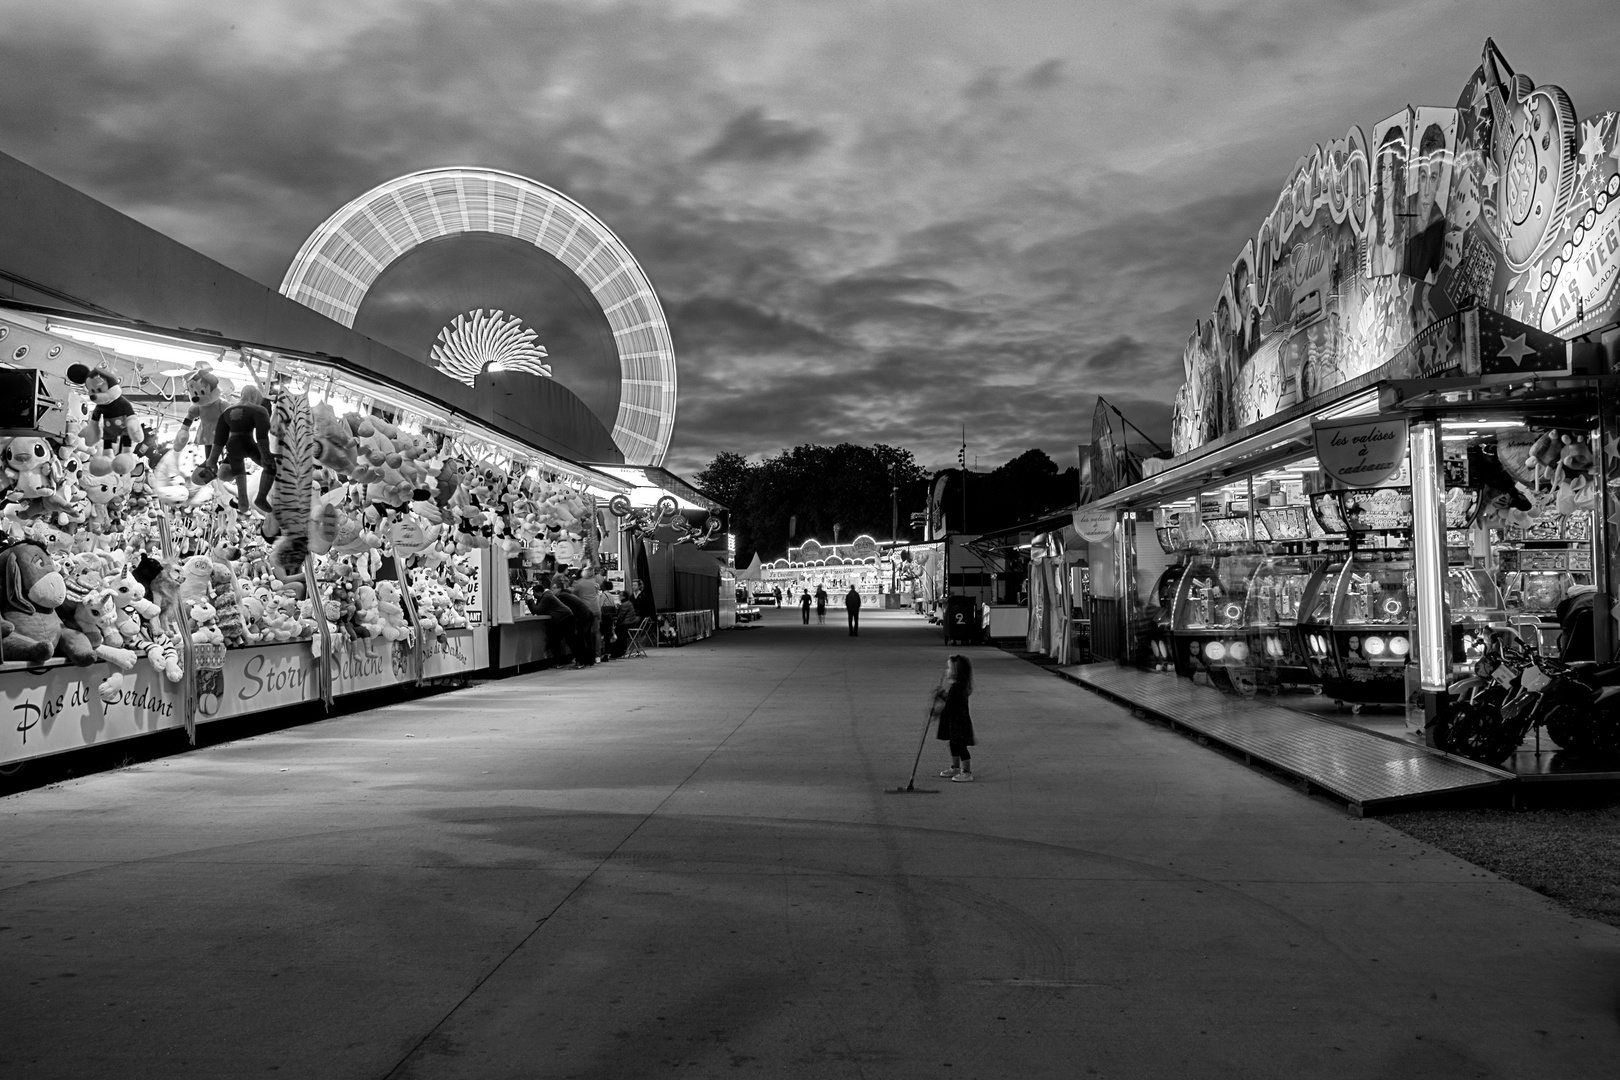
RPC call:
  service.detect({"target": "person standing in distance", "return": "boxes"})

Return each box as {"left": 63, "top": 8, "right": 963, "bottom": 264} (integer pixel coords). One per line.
{"left": 845, "top": 585, "right": 862, "bottom": 636}
{"left": 800, "top": 589, "right": 812, "bottom": 624}
{"left": 815, "top": 585, "right": 827, "bottom": 624}
{"left": 933, "top": 654, "right": 976, "bottom": 782}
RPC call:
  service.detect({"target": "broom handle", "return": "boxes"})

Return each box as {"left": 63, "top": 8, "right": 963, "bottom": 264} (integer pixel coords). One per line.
{"left": 907, "top": 706, "right": 937, "bottom": 787}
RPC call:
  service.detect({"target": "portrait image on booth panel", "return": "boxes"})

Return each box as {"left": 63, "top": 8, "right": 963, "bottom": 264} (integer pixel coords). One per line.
{"left": 1368, "top": 122, "right": 1409, "bottom": 278}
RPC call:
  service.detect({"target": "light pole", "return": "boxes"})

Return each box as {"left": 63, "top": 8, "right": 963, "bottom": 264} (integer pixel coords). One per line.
{"left": 890, "top": 466, "right": 899, "bottom": 546}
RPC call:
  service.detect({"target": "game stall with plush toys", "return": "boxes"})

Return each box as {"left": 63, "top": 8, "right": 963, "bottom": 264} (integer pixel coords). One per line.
{"left": 0, "top": 308, "right": 637, "bottom": 771}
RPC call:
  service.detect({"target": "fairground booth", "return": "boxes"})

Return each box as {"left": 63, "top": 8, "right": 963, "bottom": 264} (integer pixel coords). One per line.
{"left": 758, "top": 535, "right": 893, "bottom": 608}
{"left": 1066, "top": 40, "right": 1620, "bottom": 798}
{"left": 0, "top": 157, "right": 722, "bottom": 773}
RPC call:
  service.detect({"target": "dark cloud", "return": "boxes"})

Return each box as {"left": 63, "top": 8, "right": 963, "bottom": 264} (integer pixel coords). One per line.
{"left": 1, "top": 0, "right": 1616, "bottom": 482}
{"left": 698, "top": 108, "right": 829, "bottom": 164}
{"left": 1020, "top": 58, "right": 1064, "bottom": 90}
{"left": 666, "top": 296, "right": 844, "bottom": 355}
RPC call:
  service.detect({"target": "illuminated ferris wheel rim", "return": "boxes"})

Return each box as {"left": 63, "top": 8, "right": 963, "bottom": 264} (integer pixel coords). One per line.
{"left": 278, "top": 166, "right": 676, "bottom": 466}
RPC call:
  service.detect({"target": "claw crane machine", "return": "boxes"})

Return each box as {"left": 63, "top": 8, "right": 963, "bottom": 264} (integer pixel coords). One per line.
{"left": 1168, "top": 483, "right": 1263, "bottom": 693}
{"left": 1140, "top": 503, "right": 1197, "bottom": 672}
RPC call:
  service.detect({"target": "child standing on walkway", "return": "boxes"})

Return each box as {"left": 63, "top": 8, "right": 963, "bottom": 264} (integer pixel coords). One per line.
{"left": 933, "top": 654, "right": 976, "bottom": 782}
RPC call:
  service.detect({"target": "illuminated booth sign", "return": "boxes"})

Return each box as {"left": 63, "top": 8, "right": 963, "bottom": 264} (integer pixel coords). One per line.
{"left": 1171, "top": 39, "right": 1619, "bottom": 457}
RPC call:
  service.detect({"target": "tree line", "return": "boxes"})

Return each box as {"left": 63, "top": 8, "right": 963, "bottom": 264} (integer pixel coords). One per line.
{"left": 695, "top": 443, "right": 1079, "bottom": 566}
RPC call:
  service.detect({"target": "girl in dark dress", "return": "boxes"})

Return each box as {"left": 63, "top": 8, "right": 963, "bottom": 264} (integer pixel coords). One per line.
{"left": 933, "top": 654, "right": 976, "bottom": 782}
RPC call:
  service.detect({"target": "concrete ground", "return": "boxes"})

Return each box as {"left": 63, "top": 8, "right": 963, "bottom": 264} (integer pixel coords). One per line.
{"left": 2, "top": 608, "right": 1616, "bottom": 1080}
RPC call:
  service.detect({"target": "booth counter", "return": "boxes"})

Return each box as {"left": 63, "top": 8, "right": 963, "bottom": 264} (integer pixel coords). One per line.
{"left": 2, "top": 628, "right": 490, "bottom": 767}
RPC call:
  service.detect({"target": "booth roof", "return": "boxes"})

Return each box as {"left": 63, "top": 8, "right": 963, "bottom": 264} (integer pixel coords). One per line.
{"left": 973, "top": 509, "right": 1081, "bottom": 550}
{"left": 2, "top": 302, "right": 635, "bottom": 494}
{"left": 585, "top": 463, "right": 727, "bottom": 512}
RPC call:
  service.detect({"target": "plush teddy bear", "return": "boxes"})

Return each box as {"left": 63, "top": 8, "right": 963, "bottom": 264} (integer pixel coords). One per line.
{"left": 186, "top": 599, "right": 224, "bottom": 646}
{"left": 178, "top": 555, "right": 214, "bottom": 611}
{"left": 374, "top": 579, "right": 413, "bottom": 643}
{"left": 353, "top": 584, "right": 387, "bottom": 639}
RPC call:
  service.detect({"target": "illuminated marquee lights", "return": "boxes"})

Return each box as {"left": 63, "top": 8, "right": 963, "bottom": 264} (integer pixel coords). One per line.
{"left": 430, "top": 309, "right": 551, "bottom": 387}
{"left": 279, "top": 167, "right": 676, "bottom": 466}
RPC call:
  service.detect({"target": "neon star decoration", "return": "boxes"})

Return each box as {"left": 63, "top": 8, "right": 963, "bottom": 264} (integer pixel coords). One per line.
{"left": 430, "top": 309, "right": 552, "bottom": 387}
{"left": 1580, "top": 120, "right": 1608, "bottom": 167}
{"left": 1496, "top": 333, "right": 1536, "bottom": 368}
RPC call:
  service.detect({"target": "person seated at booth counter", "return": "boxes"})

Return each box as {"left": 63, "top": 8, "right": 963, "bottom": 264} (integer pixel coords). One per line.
{"left": 532, "top": 573, "right": 573, "bottom": 629}
{"left": 627, "top": 578, "right": 656, "bottom": 622}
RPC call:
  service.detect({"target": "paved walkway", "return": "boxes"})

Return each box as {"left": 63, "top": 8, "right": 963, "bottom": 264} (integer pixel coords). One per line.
{"left": 2, "top": 609, "right": 1616, "bottom": 1079}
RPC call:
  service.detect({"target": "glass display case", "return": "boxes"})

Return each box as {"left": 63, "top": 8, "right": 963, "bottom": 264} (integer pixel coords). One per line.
{"left": 1245, "top": 555, "right": 1316, "bottom": 628}
{"left": 1299, "top": 553, "right": 1413, "bottom": 706}
{"left": 1337, "top": 488, "right": 1414, "bottom": 534}
{"left": 1258, "top": 505, "right": 1311, "bottom": 542}
{"left": 1204, "top": 517, "right": 1253, "bottom": 543}
{"left": 1139, "top": 563, "right": 1188, "bottom": 672}
{"left": 1494, "top": 510, "right": 1593, "bottom": 657}
{"left": 1447, "top": 566, "right": 1506, "bottom": 667}
{"left": 1243, "top": 554, "right": 1319, "bottom": 686}
{"left": 1170, "top": 555, "right": 1263, "bottom": 690}
{"left": 1308, "top": 491, "right": 1348, "bottom": 535}
{"left": 1332, "top": 558, "right": 1413, "bottom": 627}
{"left": 1296, "top": 557, "right": 1347, "bottom": 686}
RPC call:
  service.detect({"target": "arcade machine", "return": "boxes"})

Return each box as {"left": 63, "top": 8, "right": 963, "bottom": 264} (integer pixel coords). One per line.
{"left": 1300, "top": 487, "right": 1415, "bottom": 711}
{"left": 1140, "top": 514, "right": 1193, "bottom": 672}
{"left": 1246, "top": 505, "right": 1320, "bottom": 689}
{"left": 1442, "top": 488, "right": 1509, "bottom": 670}
{"left": 1170, "top": 541, "right": 1263, "bottom": 692}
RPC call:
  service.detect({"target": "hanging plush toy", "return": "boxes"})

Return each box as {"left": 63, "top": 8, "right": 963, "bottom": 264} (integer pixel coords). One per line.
{"left": 264, "top": 390, "right": 315, "bottom": 579}
{"left": 173, "top": 368, "right": 226, "bottom": 455}
{"left": 1553, "top": 435, "right": 1597, "bottom": 515}
{"left": 68, "top": 365, "right": 143, "bottom": 452}
{"left": 199, "top": 384, "right": 275, "bottom": 516}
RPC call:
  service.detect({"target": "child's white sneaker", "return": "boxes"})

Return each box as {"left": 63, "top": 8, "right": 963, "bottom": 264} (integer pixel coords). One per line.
{"left": 950, "top": 771, "right": 974, "bottom": 782}
{"left": 937, "top": 767, "right": 960, "bottom": 778}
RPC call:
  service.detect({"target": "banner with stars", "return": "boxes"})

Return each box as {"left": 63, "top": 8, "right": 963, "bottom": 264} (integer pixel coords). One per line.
{"left": 1474, "top": 307, "right": 1569, "bottom": 377}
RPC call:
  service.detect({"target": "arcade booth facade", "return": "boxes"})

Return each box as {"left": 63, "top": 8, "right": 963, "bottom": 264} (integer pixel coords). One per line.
{"left": 0, "top": 154, "right": 710, "bottom": 772}
{"left": 760, "top": 535, "right": 893, "bottom": 609}
{"left": 1073, "top": 39, "right": 1620, "bottom": 766}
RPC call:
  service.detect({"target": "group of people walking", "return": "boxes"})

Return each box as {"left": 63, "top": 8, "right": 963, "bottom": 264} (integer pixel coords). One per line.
{"left": 533, "top": 569, "right": 657, "bottom": 667}
{"left": 798, "top": 586, "right": 864, "bottom": 634}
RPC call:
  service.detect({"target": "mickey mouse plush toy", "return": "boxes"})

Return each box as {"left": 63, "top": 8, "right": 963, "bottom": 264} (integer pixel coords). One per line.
{"left": 67, "top": 364, "right": 143, "bottom": 452}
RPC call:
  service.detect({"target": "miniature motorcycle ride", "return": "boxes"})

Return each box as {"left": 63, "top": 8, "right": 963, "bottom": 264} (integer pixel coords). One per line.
{"left": 1436, "top": 632, "right": 1532, "bottom": 765}
{"left": 1515, "top": 650, "right": 1620, "bottom": 759}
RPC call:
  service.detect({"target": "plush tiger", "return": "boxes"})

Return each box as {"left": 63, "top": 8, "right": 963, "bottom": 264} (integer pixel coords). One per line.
{"left": 264, "top": 390, "right": 315, "bottom": 578}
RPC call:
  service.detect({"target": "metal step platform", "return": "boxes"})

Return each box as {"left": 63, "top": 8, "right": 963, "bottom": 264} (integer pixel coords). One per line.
{"left": 1058, "top": 663, "right": 1513, "bottom": 815}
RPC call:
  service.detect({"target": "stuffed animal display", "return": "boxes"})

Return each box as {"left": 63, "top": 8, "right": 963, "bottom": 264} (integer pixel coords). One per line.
{"left": 0, "top": 341, "right": 616, "bottom": 726}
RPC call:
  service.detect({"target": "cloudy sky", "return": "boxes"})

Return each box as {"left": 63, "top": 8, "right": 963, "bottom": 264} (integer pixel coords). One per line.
{"left": 2, "top": 0, "right": 1618, "bottom": 474}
